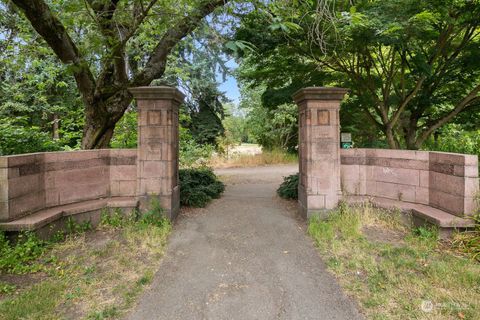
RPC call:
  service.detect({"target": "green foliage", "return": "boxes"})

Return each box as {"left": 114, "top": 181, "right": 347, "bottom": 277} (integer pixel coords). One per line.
{"left": 179, "top": 168, "right": 225, "bottom": 207}
{"left": 0, "top": 118, "right": 62, "bottom": 155}
{"left": 100, "top": 209, "right": 127, "bottom": 229}
{"left": 179, "top": 122, "right": 215, "bottom": 168}
{"left": 411, "top": 226, "right": 439, "bottom": 246}
{"left": 277, "top": 173, "right": 299, "bottom": 200}
{"left": 0, "top": 231, "right": 46, "bottom": 274}
{"left": 138, "top": 198, "right": 170, "bottom": 228}
{"left": 240, "top": 86, "right": 297, "bottom": 152}
{"left": 190, "top": 106, "right": 225, "bottom": 145}
{"left": 0, "top": 282, "right": 16, "bottom": 294}
{"left": 423, "top": 124, "right": 480, "bottom": 157}
{"left": 235, "top": 0, "right": 480, "bottom": 149}
{"left": 65, "top": 217, "right": 92, "bottom": 234}
{"left": 222, "top": 103, "right": 251, "bottom": 144}
{"left": 110, "top": 111, "right": 137, "bottom": 149}
{"left": 100, "top": 201, "right": 170, "bottom": 229}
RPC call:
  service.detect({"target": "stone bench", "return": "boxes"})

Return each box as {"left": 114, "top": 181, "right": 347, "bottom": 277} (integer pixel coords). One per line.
{"left": 0, "top": 196, "right": 138, "bottom": 232}
{"left": 346, "top": 195, "right": 475, "bottom": 238}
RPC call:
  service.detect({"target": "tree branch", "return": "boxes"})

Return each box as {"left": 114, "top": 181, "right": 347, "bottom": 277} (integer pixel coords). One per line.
{"left": 132, "top": 0, "right": 229, "bottom": 86}
{"left": 12, "top": 0, "right": 96, "bottom": 104}
{"left": 416, "top": 83, "right": 480, "bottom": 146}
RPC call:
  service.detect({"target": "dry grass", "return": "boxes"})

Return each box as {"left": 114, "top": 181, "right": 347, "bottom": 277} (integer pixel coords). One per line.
{"left": 210, "top": 149, "right": 298, "bottom": 168}
{"left": 308, "top": 203, "right": 480, "bottom": 320}
{"left": 0, "top": 211, "right": 171, "bottom": 320}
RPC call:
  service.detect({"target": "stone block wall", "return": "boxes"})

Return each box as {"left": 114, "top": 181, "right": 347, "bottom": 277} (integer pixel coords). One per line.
{"left": 0, "top": 149, "right": 138, "bottom": 222}
{"left": 109, "top": 150, "right": 137, "bottom": 197}
{"left": 341, "top": 148, "right": 479, "bottom": 217}
{"left": 1, "top": 153, "right": 46, "bottom": 222}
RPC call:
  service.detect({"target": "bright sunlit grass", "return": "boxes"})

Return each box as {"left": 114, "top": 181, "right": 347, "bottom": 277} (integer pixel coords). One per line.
{"left": 210, "top": 148, "right": 298, "bottom": 168}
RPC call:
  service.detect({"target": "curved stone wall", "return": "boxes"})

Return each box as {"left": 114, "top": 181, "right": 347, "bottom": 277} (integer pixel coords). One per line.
{"left": 0, "top": 149, "right": 137, "bottom": 223}
{"left": 340, "top": 148, "right": 479, "bottom": 217}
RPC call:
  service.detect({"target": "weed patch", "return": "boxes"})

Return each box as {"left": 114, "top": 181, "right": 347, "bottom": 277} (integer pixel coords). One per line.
{"left": 452, "top": 212, "right": 480, "bottom": 262}
{"left": 0, "top": 202, "right": 171, "bottom": 319}
{"left": 0, "top": 231, "right": 47, "bottom": 274}
{"left": 308, "top": 204, "right": 480, "bottom": 319}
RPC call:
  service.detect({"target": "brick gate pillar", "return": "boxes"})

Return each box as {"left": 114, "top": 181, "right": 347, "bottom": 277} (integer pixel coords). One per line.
{"left": 129, "top": 86, "right": 183, "bottom": 220}
{"left": 293, "top": 87, "right": 348, "bottom": 218}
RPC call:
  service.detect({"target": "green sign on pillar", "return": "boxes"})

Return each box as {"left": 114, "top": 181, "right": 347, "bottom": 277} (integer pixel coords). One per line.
{"left": 341, "top": 132, "right": 352, "bottom": 149}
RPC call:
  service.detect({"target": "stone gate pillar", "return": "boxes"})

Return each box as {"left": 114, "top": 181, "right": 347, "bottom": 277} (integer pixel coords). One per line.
{"left": 129, "top": 86, "right": 184, "bottom": 220}
{"left": 293, "top": 87, "right": 348, "bottom": 218}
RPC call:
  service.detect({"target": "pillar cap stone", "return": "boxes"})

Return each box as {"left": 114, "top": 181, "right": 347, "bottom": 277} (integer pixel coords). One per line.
{"left": 292, "top": 87, "right": 349, "bottom": 103}
{"left": 129, "top": 86, "right": 185, "bottom": 104}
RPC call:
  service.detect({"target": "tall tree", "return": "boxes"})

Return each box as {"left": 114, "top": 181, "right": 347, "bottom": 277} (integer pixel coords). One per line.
{"left": 234, "top": 0, "right": 480, "bottom": 149}
{"left": 10, "top": 0, "right": 230, "bottom": 149}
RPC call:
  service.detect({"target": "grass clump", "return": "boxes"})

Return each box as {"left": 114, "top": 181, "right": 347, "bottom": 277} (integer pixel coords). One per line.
{"left": 277, "top": 173, "right": 299, "bottom": 200}
{"left": 308, "top": 203, "right": 480, "bottom": 319}
{"left": 452, "top": 212, "right": 480, "bottom": 262}
{"left": 179, "top": 167, "right": 225, "bottom": 207}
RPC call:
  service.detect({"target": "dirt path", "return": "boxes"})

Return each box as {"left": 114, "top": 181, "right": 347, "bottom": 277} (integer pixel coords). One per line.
{"left": 127, "top": 165, "right": 363, "bottom": 320}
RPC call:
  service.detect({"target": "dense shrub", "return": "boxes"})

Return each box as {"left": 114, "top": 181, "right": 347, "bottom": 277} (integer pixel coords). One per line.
{"left": 277, "top": 173, "right": 299, "bottom": 200}
{"left": 179, "top": 168, "right": 225, "bottom": 207}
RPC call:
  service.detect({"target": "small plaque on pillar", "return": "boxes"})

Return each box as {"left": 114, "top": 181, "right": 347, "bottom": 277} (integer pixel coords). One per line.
{"left": 317, "top": 110, "right": 330, "bottom": 125}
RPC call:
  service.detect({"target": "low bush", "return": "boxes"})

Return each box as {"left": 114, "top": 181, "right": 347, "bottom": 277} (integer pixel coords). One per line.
{"left": 277, "top": 173, "right": 299, "bottom": 200}
{"left": 179, "top": 168, "right": 225, "bottom": 207}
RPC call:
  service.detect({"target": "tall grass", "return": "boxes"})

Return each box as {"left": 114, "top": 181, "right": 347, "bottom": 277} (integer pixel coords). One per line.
{"left": 452, "top": 212, "right": 480, "bottom": 262}
{"left": 210, "top": 149, "right": 298, "bottom": 168}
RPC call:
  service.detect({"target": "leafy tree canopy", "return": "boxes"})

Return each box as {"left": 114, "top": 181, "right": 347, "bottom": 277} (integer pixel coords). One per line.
{"left": 234, "top": 0, "right": 480, "bottom": 149}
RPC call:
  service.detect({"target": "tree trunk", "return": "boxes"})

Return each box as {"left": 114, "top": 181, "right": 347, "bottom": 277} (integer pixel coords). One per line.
{"left": 81, "top": 118, "right": 116, "bottom": 149}
{"left": 81, "top": 89, "right": 132, "bottom": 149}
{"left": 385, "top": 126, "right": 399, "bottom": 149}
{"left": 404, "top": 117, "right": 420, "bottom": 150}
{"left": 52, "top": 114, "right": 60, "bottom": 140}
